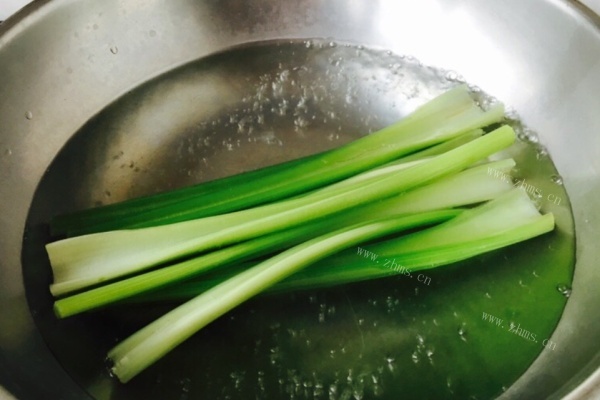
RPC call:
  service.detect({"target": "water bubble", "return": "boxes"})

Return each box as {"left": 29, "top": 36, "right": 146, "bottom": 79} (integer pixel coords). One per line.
{"left": 110, "top": 46, "right": 119, "bottom": 54}
{"left": 445, "top": 71, "right": 459, "bottom": 81}
{"left": 318, "top": 312, "right": 326, "bottom": 323}
{"left": 314, "top": 382, "right": 325, "bottom": 397}
{"left": 25, "top": 111, "right": 33, "bottom": 120}
{"left": 180, "top": 377, "right": 192, "bottom": 393}
{"left": 279, "top": 69, "right": 290, "bottom": 82}
{"left": 550, "top": 175, "right": 564, "bottom": 186}
{"left": 469, "top": 84, "right": 482, "bottom": 94}
{"left": 371, "top": 374, "right": 379, "bottom": 384}
{"left": 295, "top": 97, "right": 308, "bottom": 113}
{"left": 269, "top": 346, "right": 280, "bottom": 365}
{"left": 416, "top": 334, "right": 425, "bottom": 346}
{"left": 504, "top": 107, "right": 519, "bottom": 121}
{"left": 536, "top": 146, "right": 549, "bottom": 159}
{"left": 277, "top": 99, "right": 289, "bottom": 116}
{"left": 4, "top": 148, "right": 12, "bottom": 156}
{"left": 327, "top": 133, "right": 340, "bottom": 142}
{"left": 287, "top": 328, "right": 297, "bottom": 338}
{"left": 557, "top": 284, "right": 572, "bottom": 298}
{"left": 294, "top": 116, "right": 308, "bottom": 129}
{"left": 411, "top": 351, "right": 419, "bottom": 364}
{"left": 329, "top": 383, "right": 338, "bottom": 397}
{"left": 386, "top": 356, "right": 396, "bottom": 372}
{"left": 458, "top": 325, "right": 468, "bottom": 342}
{"left": 426, "top": 348, "right": 435, "bottom": 363}
{"left": 522, "top": 129, "right": 539, "bottom": 143}
{"left": 447, "top": 377, "right": 454, "bottom": 394}
{"left": 385, "top": 296, "right": 397, "bottom": 313}
{"left": 229, "top": 371, "right": 244, "bottom": 389}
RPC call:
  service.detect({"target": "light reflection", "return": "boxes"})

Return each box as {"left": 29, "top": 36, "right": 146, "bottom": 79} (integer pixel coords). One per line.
{"left": 373, "top": 0, "right": 522, "bottom": 101}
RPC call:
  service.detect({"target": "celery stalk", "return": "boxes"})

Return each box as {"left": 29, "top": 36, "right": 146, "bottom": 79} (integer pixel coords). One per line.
{"left": 47, "top": 126, "right": 516, "bottom": 297}
{"left": 53, "top": 210, "right": 458, "bottom": 318}
{"left": 107, "top": 213, "right": 463, "bottom": 383}
{"left": 50, "top": 85, "right": 503, "bottom": 236}
{"left": 107, "top": 188, "right": 553, "bottom": 383}
{"left": 131, "top": 189, "right": 554, "bottom": 300}
{"left": 274, "top": 188, "right": 555, "bottom": 291}
{"left": 53, "top": 157, "right": 515, "bottom": 316}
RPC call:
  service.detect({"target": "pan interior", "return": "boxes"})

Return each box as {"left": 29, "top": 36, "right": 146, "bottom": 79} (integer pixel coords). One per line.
{"left": 22, "top": 40, "right": 575, "bottom": 400}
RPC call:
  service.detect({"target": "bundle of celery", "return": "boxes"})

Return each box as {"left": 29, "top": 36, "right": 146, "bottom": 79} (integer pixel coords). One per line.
{"left": 44, "top": 85, "right": 555, "bottom": 383}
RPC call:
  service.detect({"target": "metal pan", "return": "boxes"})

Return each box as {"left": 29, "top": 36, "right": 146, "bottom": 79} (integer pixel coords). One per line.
{"left": 1, "top": 0, "right": 599, "bottom": 398}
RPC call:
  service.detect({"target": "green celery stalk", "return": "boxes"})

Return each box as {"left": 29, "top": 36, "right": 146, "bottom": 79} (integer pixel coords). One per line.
{"left": 273, "top": 188, "right": 555, "bottom": 291}
{"left": 107, "top": 212, "right": 465, "bottom": 383}
{"left": 55, "top": 157, "right": 515, "bottom": 315}
{"left": 53, "top": 210, "right": 458, "bottom": 318}
{"left": 125, "top": 159, "right": 515, "bottom": 302}
{"left": 50, "top": 85, "right": 503, "bottom": 236}
{"left": 135, "top": 188, "right": 554, "bottom": 301}
{"left": 47, "top": 126, "right": 516, "bottom": 297}
{"left": 397, "top": 129, "right": 483, "bottom": 163}
{"left": 107, "top": 188, "right": 553, "bottom": 383}
{"left": 344, "top": 158, "right": 516, "bottom": 216}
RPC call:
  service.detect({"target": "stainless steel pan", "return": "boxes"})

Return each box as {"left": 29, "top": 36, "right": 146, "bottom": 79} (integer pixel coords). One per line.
{"left": 1, "top": 0, "right": 599, "bottom": 398}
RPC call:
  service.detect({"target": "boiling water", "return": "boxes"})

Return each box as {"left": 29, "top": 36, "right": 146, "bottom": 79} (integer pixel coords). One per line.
{"left": 23, "top": 40, "right": 575, "bottom": 400}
